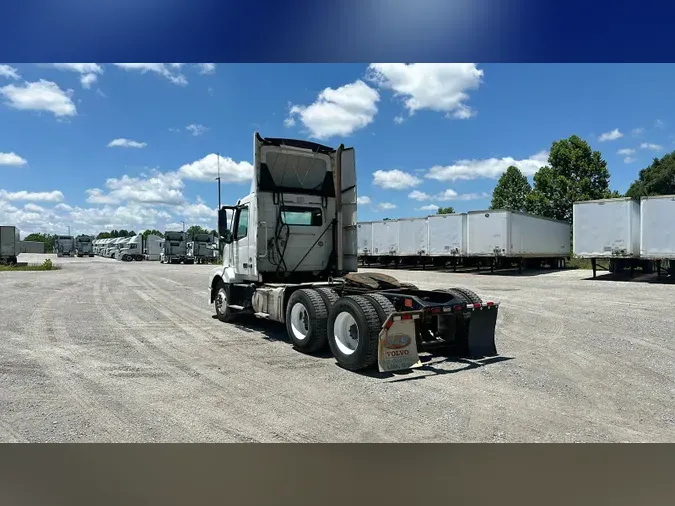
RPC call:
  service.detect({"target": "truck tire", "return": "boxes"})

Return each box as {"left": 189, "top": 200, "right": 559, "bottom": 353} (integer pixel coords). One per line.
{"left": 451, "top": 287, "right": 482, "bottom": 304}
{"left": 327, "top": 295, "right": 381, "bottom": 371}
{"left": 214, "top": 280, "right": 237, "bottom": 323}
{"left": 314, "top": 287, "right": 339, "bottom": 310}
{"left": 285, "top": 289, "right": 329, "bottom": 353}
{"left": 362, "top": 293, "right": 395, "bottom": 326}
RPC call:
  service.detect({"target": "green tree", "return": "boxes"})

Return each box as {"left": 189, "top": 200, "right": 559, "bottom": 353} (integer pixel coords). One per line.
{"left": 23, "top": 233, "right": 57, "bottom": 252}
{"left": 526, "top": 135, "right": 616, "bottom": 222}
{"left": 142, "top": 229, "right": 164, "bottom": 238}
{"left": 490, "top": 166, "right": 532, "bottom": 211}
{"left": 625, "top": 151, "right": 675, "bottom": 199}
{"left": 187, "top": 225, "right": 210, "bottom": 240}
{"left": 436, "top": 206, "right": 455, "bottom": 215}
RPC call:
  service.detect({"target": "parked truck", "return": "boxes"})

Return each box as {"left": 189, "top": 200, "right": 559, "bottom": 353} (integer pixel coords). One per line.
{"left": 74, "top": 235, "right": 94, "bottom": 257}
{"left": 208, "top": 132, "right": 500, "bottom": 373}
{"left": 161, "top": 231, "right": 191, "bottom": 264}
{"left": 187, "top": 233, "right": 214, "bottom": 264}
{"left": 0, "top": 226, "right": 21, "bottom": 265}
{"left": 118, "top": 234, "right": 144, "bottom": 261}
{"left": 55, "top": 235, "right": 75, "bottom": 257}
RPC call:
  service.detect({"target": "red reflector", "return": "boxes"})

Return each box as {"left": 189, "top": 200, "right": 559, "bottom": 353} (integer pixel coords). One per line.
{"left": 473, "top": 303, "right": 481, "bottom": 309}
{"left": 384, "top": 319, "right": 393, "bottom": 329}
{"left": 486, "top": 301, "right": 494, "bottom": 307}
{"left": 402, "top": 313, "right": 413, "bottom": 320}
{"left": 404, "top": 298, "right": 413, "bottom": 308}
{"left": 431, "top": 307, "right": 442, "bottom": 313}
{"left": 452, "top": 305, "right": 463, "bottom": 311}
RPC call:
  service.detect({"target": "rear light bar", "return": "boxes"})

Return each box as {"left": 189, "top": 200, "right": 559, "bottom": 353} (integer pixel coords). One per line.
{"left": 426, "top": 301, "right": 499, "bottom": 314}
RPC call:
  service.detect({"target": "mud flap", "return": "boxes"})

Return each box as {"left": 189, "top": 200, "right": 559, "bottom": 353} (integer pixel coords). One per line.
{"left": 377, "top": 313, "right": 423, "bottom": 373}
{"left": 465, "top": 306, "right": 499, "bottom": 358}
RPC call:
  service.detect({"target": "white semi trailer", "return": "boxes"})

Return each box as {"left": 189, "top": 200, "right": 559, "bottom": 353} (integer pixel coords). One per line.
{"left": 573, "top": 197, "right": 653, "bottom": 277}
{"left": 208, "top": 132, "right": 500, "bottom": 373}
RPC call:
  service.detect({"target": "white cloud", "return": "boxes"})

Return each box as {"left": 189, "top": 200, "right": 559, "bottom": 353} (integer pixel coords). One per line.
{"left": 0, "top": 65, "right": 20, "bottom": 80}
{"left": 55, "top": 203, "right": 73, "bottom": 211}
{"left": 655, "top": 119, "right": 665, "bottom": 129}
{"left": 86, "top": 171, "right": 184, "bottom": 206}
{"left": 286, "top": 80, "right": 380, "bottom": 139}
{"left": 283, "top": 116, "right": 296, "bottom": 128}
{"left": 426, "top": 150, "right": 548, "bottom": 182}
{"left": 624, "top": 157, "right": 636, "bottom": 164}
{"left": 378, "top": 202, "right": 396, "bottom": 210}
{"left": 409, "top": 188, "right": 487, "bottom": 202}
{"left": 80, "top": 73, "right": 98, "bottom": 89}
{"left": 617, "top": 148, "right": 635, "bottom": 156}
{"left": 49, "top": 63, "right": 103, "bottom": 89}
{"left": 113, "top": 63, "right": 188, "bottom": 86}
{"left": 0, "top": 152, "right": 27, "bottom": 166}
{"left": 357, "top": 196, "right": 371, "bottom": 205}
{"left": 186, "top": 123, "right": 208, "bottom": 136}
{"left": 197, "top": 63, "right": 216, "bottom": 75}
{"left": 0, "top": 190, "right": 64, "bottom": 202}
{"left": 393, "top": 116, "right": 404, "bottom": 125}
{"left": 107, "top": 138, "right": 147, "bottom": 148}
{"left": 367, "top": 63, "right": 483, "bottom": 119}
{"left": 408, "top": 190, "right": 432, "bottom": 201}
{"left": 598, "top": 129, "right": 623, "bottom": 142}
{"left": 418, "top": 204, "right": 439, "bottom": 211}
{"left": 373, "top": 169, "right": 422, "bottom": 190}
{"left": 178, "top": 153, "right": 253, "bottom": 183}
{"left": 640, "top": 142, "right": 662, "bottom": 151}
{"left": 24, "top": 203, "right": 45, "bottom": 213}
{"left": 0, "top": 79, "right": 77, "bottom": 117}
{"left": 632, "top": 127, "right": 644, "bottom": 136}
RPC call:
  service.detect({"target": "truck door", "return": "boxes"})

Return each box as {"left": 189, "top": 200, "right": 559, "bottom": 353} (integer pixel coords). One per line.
{"left": 233, "top": 205, "right": 250, "bottom": 274}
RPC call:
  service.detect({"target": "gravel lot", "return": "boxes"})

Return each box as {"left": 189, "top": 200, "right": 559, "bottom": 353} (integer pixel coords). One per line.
{"left": 1, "top": 254, "right": 673, "bottom": 442}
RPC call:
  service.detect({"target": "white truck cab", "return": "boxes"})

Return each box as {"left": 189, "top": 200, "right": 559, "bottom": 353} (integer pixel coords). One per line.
{"left": 208, "top": 132, "right": 500, "bottom": 373}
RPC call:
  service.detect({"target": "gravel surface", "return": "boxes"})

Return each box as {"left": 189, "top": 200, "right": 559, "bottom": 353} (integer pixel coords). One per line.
{"left": 1, "top": 254, "right": 673, "bottom": 442}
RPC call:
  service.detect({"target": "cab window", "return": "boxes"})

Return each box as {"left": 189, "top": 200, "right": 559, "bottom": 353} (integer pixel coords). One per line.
{"left": 235, "top": 206, "right": 249, "bottom": 240}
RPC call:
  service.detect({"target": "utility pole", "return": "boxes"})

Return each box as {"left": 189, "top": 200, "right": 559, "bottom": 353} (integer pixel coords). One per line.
{"left": 68, "top": 226, "right": 71, "bottom": 236}
{"left": 182, "top": 221, "right": 185, "bottom": 233}
{"left": 215, "top": 152, "right": 221, "bottom": 209}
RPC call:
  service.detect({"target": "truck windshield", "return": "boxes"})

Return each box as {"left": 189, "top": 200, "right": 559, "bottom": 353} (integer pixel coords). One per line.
{"left": 281, "top": 206, "right": 322, "bottom": 226}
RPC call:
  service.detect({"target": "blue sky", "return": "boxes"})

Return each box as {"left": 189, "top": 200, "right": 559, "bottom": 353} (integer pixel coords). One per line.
{"left": 1, "top": 63, "right": 674, "bottom": 237}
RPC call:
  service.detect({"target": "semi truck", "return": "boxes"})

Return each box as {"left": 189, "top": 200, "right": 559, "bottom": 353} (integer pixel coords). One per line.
{"left": 74, "top": 235, "right": 94, "bottom": 257}
{"left": 187, "top": 233, "right": 214, "bottom": 264}
{"left": 55, "top": 235, "right": 75, "bottom": 257}
{"left": 208, "top": 132, "right": 500, "bottom": 373}
{"left": 161, "top": 231, "right": 192, "bottom": 264}
{"left": 118, "top": 234, "right": 144, "bottom": 261}
{"left": 0, "top": 226, "right": 20, "bottom": 265}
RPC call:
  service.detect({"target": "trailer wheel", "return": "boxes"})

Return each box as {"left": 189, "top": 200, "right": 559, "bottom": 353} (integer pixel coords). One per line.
{"left": 285, "top": 289, "right": 329, "bottom": 353}
{"left": 327, "top": 296, "right": 381, "bottom": 371}
{"left": 214, "top": 280, "right": 237, "bottom": 323}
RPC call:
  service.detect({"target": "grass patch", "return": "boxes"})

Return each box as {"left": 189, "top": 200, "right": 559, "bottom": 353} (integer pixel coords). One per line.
{"left": 0, "top": 259, "right": 60, "bottom": 272}
{"left": 567, "top": 257, "right": 593, "bottom": 270}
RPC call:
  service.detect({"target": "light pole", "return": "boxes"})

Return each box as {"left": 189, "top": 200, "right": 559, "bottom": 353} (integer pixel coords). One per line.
{"left": 215, "top": 151, "right": 221, "bottom": 209}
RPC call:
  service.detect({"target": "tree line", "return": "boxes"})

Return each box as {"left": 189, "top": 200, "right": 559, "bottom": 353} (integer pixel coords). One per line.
{"left": 489, "top": 134, "right": 675, "bottom": 222}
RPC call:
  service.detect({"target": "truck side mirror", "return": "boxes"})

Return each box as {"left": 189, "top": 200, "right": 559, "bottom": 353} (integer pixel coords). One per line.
{"left": 222, "top": 230, "right": 233, "bottom": 244}
{"left": 218, "top": 208, "right": 229, "bottom": 240}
